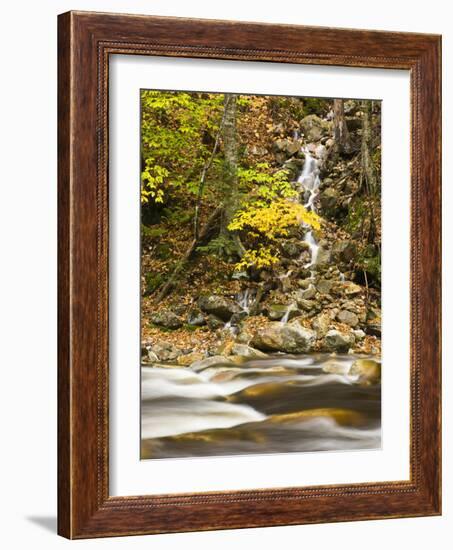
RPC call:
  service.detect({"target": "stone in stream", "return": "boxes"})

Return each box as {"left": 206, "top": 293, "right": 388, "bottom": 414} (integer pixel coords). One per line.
{"left": 231, "top": 343, "right": 267, "bottom": 359}
{"left": 322, "top": 360, "right": 351, "bottom": 375}
{"left": 150, "top": 309, "right": 183, "bottom": 329}
{"left": 323, "top": 329, "right": 355, "bottom": 353}
{"left": 251, "top": 321, "right": 317, "bottom": 353}
{"left": 189, "top": 355, "right": 234, "bottom": 371}
{"left": 176, "top": 352, "right": 205, "bottom": 366}
{"left": 350, "top": 359, "right": 381, "bottom": 385}
{"left": 267, "top": 303, "right": 299, "bottom": 321}
{"left": 198, "top": 294, "right": 242, "bottom": 321}
{"left": 294, "top": 283, "right": 317, "bottom": 301}
{"left": 337, "top": 310, "right": 359, "bottom": 327}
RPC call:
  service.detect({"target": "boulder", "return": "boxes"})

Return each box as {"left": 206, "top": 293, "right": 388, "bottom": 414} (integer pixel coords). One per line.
{"left": 177, "top": 352, "right": 205, "bottom": 366}
{"left": 337, "top": 310, "right": 359, "bottom": 327}
{"left": 231, "top": 344, "right": 267, "bottom": 359}
{"left": 317, "top": 279, "right": 334, "bottom": 294}
{"left": 350, "top": 359, "right": 381, "bottom": 385}
{"left": 311, "top": 312, "right": 331, "bottom": 336}
{"left": 322, "top": 360, "right": 351, "bottom": 375}
{"left": 300, "top": 115, "right": 331, "bottom": 141}
{"left": 251, "top": 322, "right": 316, "bottom": 353}
{"left": 323, "top": 329, "right": 354, "bottom": 352}
{"left": 206, "top": 315, "right": 225, "bottom": 330}
{"left": 187, "top": 309, "right": 206, "bottom": 326}
{"left": 342, "top": 281, "right": 363, "bottom": 296}
{"left": 198, "top": 295, "right": 241, "bottom": 321}
{"left": 150, "top": 310, "right": 183, "bottom": 329}
{"left": 294, "top": 283, "right": 317, "bottom": 301}
{"left": 267, "top": 303, "right": 300, "bottom": 321}
{"left": 319, "top": 187, "right": 340, "bottom": 215}
{"left": 190, "top": 355, "right": 234, "bottom": 371}
{"left": 332, "top": 240, "right": 357, "bottom": 263}
{"left": 151, "top": 342, "right": 182, "bottom": 362}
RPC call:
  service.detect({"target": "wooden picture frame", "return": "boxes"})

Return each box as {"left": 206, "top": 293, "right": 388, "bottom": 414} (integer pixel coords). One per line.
{"left": 58, "top": 10, "right": 441, "bottom": 539}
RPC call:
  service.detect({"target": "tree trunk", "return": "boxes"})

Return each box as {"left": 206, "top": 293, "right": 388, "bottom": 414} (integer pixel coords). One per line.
{"left": 361, "top": 100, "right": 377, "bottom": 195}
{"left": 219, "top": 93, "right": 244, "bottom": 257}
{"left": 333, "top": 99, "right": 352, "bottom": 154}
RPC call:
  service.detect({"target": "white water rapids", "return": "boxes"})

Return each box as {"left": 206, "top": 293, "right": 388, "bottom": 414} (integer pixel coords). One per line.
{"left": 141, "top": 354, "right": 381, "bottom": 459}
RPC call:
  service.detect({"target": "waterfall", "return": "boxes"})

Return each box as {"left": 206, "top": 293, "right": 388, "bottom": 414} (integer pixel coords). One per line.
{"left": 304, "top": 230, "right": 319, "bottom": 267}
{"left": 297, "top": 148, "right": 322, "bottom": 267}
{"left": 238, "top": 288, "right": 250, "bottom": 312}
{"left": 280, "top": 304, "right": 293, "bottom": 324}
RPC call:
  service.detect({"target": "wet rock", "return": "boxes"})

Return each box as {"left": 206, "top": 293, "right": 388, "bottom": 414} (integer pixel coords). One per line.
{"left": 142, "top": 349, "right": 159, "bottom": 364}
{"left": 294, "top": 283, "right": 317, "bottom": 301}
{"left": 337, "top": 310, "right": 359, "bottom": 327}
{"left": 350, "top": 359, "right": 381, "bottom": 385}
{"left": 316, "top": 246, "right": 331, "bottom": 266}
{"left": 231, "top": 344, "right": 267, "bottom": 359}
{"left": 150, "top": 310, "right": 183, "bottom": 329}
{"left": 190, "top": 355, "right": 234, "bottom": 371}
{"left": 267, "top": 303, "right": 300, "bottom": 321}
{"left": 177, "top": 352, "right": 205, "bottom": 366}
{"left": 297, "top": 299, "right": 318, "bottom": 312}
{"left": 251, "top": 322, "right": 316, "bottom": 353}
{"left": 322, "top": 360, "right": 351, "bottom": 375}
{"left": 300, "top": 115, "right": 331, "bottom": 141}
{"left": 323, "top": 329, "right": 354, "bottom": 352}
{"left": 198, "top": 294, "right": 241, "bottom": 321}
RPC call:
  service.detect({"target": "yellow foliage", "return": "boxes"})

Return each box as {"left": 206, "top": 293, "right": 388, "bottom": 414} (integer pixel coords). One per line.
{"left": 235, "top": 247, "right": 280, "bottom": 271}
{"left": 228, "top": 199, "right": 321, "bottom": 240}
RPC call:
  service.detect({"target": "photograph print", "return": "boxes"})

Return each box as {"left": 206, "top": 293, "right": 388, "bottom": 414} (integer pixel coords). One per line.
{"left": 140, "top": 90, "right": 382, "bottom": 459}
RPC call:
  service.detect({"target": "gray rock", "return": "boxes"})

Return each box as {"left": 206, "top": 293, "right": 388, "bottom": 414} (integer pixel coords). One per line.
{"left": 187, "top": 309, "right": 206, "bottom": 326}
{"left": 252, "top": 322, "right": 317, "bottom": 353}
{"left": 300, "top": 115, "right": 331, "bottom": 141}
{"left": 300, "top": 283, "right": 317, "bottom": 300}
{"left": 206, "top": 315, "right": 225, "bottom": 330}
{"left": 151, "top": 342, "right": 182, "bottom": 362}
{"left": 352, "top": 329, "right": 366, "bottom": 341}
{"left": 150, "top": 310, "right": 183, "bottom": 329}
{"left": 316, "top": 247, "right": 331, "bottom": 266}
{"left": 341, "top": 281, "right": 362, "bottom": 296}
{"left": 332, "top": 240, "right": 357, "bottom": 263}
{"left": 337, "top": 310, "right": 359, "bottom": 327}
{"left": 190, "top": 355, "right": 234, "bottom": 371}
{"left": 324, "top": 329, "right": 354, "bottom": 352}
{"left": 320, "top": 187, "right": 340, "bottom": 213}
{"left": 317, "top": 279, "right": 333, "bottom": 294}
{"left": 267, "top": 303, "right": 299, "bottom": 321}
{"left": 312, "top": 312, "right": 331, "bottom": 336}
{"left": 198, "top": 295, "right": 242, "bottom": 321}
{"left": 231, "top": 344, "right": 267, "bottom": 358}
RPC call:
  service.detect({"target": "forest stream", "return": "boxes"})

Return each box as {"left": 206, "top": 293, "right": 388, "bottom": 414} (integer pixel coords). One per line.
{"left": 141, "top": 354, "right": 381, "bottom": 459}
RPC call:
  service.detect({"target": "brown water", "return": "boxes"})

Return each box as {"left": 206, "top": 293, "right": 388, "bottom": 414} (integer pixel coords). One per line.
{"left": 141, "top": 354, "right": 381, "bottom": 459}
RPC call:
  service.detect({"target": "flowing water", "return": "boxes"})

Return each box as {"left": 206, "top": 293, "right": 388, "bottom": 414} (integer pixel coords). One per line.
{"left": 141, "top": 354, "right": 381, "bottom": 459}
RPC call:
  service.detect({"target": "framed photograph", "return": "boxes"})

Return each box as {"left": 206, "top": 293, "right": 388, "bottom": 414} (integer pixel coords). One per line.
{"left": 58, "top": 11, "right": 441, "bottom": 538}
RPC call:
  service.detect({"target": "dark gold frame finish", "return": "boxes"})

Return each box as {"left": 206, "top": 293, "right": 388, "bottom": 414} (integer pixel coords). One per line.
{"left": 58, "top": 10, "right": 441, "bottom": 538}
